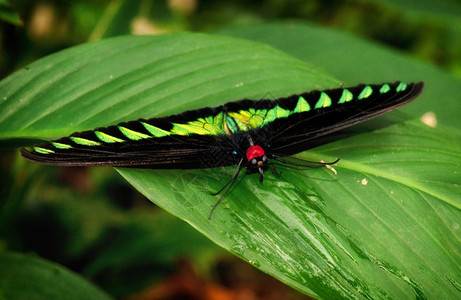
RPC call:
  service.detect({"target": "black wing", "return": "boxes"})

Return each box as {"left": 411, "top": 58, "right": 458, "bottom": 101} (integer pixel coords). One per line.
{"left": 20, "top": 121, "right": 241, "bottom": 168}
{"left": 264, "top": 82, "right": 425, "bottom": 156}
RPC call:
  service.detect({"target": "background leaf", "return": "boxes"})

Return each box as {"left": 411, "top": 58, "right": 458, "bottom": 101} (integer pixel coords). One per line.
{"left": 0, "top": 252, "right": 112, "bottom": 299}
{"left": 364, "top": 0, "right": 461, "bottom": 26}
{"left": 0, "top": 0, "right": 22, "bottom": 25}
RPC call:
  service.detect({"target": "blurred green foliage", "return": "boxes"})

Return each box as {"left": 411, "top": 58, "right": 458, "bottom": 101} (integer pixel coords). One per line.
{"left": 1, "top": 0, "right": 461, "bottom": 79}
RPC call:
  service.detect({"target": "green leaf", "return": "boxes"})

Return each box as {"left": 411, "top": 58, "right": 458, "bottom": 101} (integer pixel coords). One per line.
{"left": 364, "top": 0, "right": 461, "bottom": 28}
{"left": 1, "top": 29, "right": 460, "bottom": 299}
{"left": 118, "top": 120, "right": 461, "bottom": 299}
{"left": 0, "top": 252, "right": 112, "bottom": 299}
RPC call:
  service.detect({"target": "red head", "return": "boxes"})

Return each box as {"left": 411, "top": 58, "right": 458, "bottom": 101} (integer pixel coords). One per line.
{"left": 246, "top": 145, "right": 268, "bottom": 182}
{"left": 246, "top": 145, "right": 265, "bottom": 162}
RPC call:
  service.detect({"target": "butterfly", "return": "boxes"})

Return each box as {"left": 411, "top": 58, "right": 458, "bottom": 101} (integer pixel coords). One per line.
{"left": 21, "top": 81, "right": 424, "bottom": 217}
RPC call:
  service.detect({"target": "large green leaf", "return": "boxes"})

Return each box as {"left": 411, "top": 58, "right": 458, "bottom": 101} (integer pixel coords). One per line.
{"left": 0, "top": 252, "right": 112, "bottom": 299}
{"left": 1, "top": 29, "right": 460, "bottom": 299}
{"left": 119, "top": 120, "right": 461, "bottom": 299}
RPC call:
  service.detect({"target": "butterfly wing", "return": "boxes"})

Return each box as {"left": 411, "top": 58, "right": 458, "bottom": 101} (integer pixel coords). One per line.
{"left": 261, "top": 82, "right": 425, "bottom": 156}
{"left": 20, "top": 116, "right": 241, "bottom": 168}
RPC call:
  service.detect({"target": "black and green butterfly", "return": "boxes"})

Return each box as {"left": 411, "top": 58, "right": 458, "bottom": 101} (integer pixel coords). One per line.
{"left": 21, "top": 81, "right": 424, "bottom": 216}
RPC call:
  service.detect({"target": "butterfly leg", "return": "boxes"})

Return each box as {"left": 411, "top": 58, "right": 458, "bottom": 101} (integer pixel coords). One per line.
{"left": 208, "top": 158, "right": 244, "bottom": 219}
{"left": 270, "top": 164, "right": 282, "bottom": 178}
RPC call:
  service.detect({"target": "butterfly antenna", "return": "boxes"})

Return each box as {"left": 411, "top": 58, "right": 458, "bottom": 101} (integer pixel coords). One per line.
{"left": 272, "top": 155, "right": 340, "bottom": 167}
{"left": 208, "top": 159, "right": 244, "bottom": 219}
